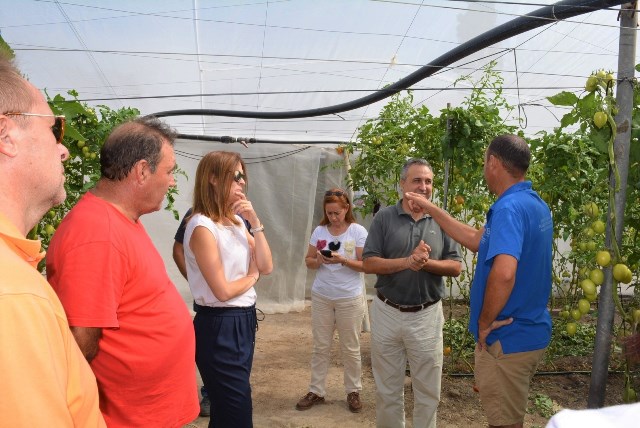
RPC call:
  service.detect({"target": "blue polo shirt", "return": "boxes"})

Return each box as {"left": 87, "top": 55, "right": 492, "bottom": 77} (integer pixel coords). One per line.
{"left": 470, "top": 181, "right": 553, "bottom": 354}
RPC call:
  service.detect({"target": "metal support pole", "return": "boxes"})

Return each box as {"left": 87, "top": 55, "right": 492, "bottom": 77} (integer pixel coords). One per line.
{"left": 587, "top": 1, "right": 636, "bottom": 408}
{"left": 443, "top": 103, "right": 452, "bottom": 211}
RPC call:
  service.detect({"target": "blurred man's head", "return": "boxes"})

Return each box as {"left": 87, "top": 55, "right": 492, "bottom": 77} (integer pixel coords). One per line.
{"left": 0, "top": 55, "right": 69, "bottom": 234}
{"left": 99, "top": 117, "right": 177, "bottom": 215}
{"left": 484, "top": 134, "right": 530, "bottom": 195}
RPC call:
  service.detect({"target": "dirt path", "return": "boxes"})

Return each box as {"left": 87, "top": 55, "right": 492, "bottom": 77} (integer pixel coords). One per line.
{"left": 186, "top": 303, "right": 624, "bottom": 428}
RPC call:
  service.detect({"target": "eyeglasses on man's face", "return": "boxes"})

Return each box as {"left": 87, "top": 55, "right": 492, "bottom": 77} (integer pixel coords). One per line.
{"left": 233, "top": 170, "right": 246, "bottom": 183}
{"left": 4, "top": 112, "right": 66, "bottom": 145}
{"left": 325, "top": 190, "right": 345, "bottom": 197}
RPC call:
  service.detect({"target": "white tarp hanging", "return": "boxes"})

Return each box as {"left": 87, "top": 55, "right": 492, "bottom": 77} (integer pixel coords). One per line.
{"left": 142, "top": 138, "right": 352, "bottom": 314}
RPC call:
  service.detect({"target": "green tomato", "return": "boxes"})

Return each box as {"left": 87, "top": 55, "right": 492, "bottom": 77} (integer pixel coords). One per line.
{"left": 606, "top": 73, "right": 615, "bottom": 86}
{"left": 581, "top": 278, "right": 597, "bottom": 294}
{"left": 596, "top": 251, "right": 611, "bottom": 267}
{"left": 566, "top": 322, "right": 577, "bottom": 336}
{"left": 593, "top": 111, "right": 607, "bottom": 129}
{"left": 589, "top": 269, "right": 604, "bottom": 286}
{"left": 592, "top": 220, "right": 605, "bottom": 234}
{"left": 44, "top": 224, "right": 55, "bottom": 236}
{"left": 583, "top": 227, "right": 595, "bottom": 238}
{"left": 584, "top": 202, "right": 599, "bottom": 218}
{"left": 613, "top": 264, "right": 631, "bottom": 283}
{"left": 570, "top": 309, "right": 582, "bottom": 321}
{"left": 585, "top": 75, "right": 598, "bottom": 92}
{"left": 578, "top": 266, "right": 590, "bottom": 279}
{"left": 578, "top": 298, "right": 591, "bottom": 314}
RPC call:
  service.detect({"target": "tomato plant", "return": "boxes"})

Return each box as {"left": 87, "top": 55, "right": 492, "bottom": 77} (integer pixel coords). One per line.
{"left": 341, "top": 61, "right": 639, "bottom": 395}
{"left": 29, "top": 90, "right": 184, "bottom": 270}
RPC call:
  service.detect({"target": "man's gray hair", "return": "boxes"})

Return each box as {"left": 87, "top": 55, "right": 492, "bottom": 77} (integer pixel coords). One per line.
{"left": 400, "top": 158, "right": 432, "bottom": 181}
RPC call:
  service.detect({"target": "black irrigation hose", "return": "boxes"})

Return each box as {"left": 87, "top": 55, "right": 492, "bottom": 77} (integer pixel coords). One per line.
{"left": 176, "top": 133, "right": 345, "bottom": 145}
{"left": 148, "top": 0, "right": 627, "bottom": 121}
{"left": 446, "top": 370, "right": 626, "bottom": 377}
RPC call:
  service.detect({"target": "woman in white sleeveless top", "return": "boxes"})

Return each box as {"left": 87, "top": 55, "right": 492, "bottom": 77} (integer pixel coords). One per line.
{"left": 184, "top": 151, "right": 272, "bottom": 428}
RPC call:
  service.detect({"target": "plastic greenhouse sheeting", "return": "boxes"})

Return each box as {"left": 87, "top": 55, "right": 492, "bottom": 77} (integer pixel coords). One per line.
{"left": 142, "top": 138, "right": 373, "bottom": 314}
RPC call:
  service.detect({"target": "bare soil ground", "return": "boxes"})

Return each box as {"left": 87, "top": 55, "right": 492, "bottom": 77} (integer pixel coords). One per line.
{"left": 186, "top": 302, "right": 625, "bottom": 428}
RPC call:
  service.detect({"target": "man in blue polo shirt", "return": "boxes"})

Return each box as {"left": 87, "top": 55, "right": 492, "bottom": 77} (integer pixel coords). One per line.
{"left": 406, "top": 134, "right": 553, "bottom": 428}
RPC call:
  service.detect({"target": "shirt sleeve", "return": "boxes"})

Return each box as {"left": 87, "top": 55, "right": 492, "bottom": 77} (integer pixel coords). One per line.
{"left": 355, "top": 223, "right": 368, "bottom": 247}
{"left": 309, "top": 226, "right": 323, "bottom": 247}
{"left": 442, "top": 231, "right": 462, "bottom": 261}
{"left": 363, "top": 213, "right": 384, "bottom": 259}
{"left": 486, "top": 207, "right": 523, "bottom": 262}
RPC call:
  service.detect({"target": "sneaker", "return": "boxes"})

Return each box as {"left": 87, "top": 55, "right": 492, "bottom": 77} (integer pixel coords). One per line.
{"left": 296, "top": 392, "right": 325, "bottom": 410}
{"left": 347, "top": 392, "right": 362, "bottom": 413}
{"left": 199, "top": 395, "right": 211, "bottom": 417}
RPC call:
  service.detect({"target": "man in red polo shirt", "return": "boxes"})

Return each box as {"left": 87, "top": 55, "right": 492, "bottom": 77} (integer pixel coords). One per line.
{"left": 47, "top": 117, "right": 198, "bottom": 427}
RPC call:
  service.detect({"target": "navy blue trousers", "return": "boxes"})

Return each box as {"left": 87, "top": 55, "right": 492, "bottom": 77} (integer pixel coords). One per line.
{"left": 194, "top": 304, "right": 257, "bottom": 428}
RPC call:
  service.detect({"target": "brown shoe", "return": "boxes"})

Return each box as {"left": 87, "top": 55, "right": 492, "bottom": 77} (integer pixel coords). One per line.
{"left": 296, "top": 392, "right": 325, "bottom": 410}
{"left": 347, "top": 392, "right": 362, "bottom": 413}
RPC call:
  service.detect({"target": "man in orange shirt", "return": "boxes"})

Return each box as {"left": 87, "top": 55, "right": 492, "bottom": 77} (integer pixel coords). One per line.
{"left": 0, "top": 54, "right": 105, "bottom": 426}
{"left": 47, "top": 117, "right": 199, "bottom": 427}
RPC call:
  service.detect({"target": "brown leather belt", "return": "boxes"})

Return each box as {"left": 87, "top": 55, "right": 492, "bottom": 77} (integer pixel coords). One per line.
{"left": 376, "top": 289, "right": 439, "bottom": 313}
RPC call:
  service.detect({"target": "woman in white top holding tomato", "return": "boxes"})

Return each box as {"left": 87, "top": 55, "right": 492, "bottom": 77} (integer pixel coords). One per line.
{"left": 296, "top": 188, "right": 368, "bottom": 414}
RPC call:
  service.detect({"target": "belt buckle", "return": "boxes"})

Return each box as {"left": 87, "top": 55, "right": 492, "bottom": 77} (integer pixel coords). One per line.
{"left": 398, "top": 303, "right": 418, "bottom": 312}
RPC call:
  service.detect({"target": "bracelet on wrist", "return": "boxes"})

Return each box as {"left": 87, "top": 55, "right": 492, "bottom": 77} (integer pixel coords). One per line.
{"left": 250, "top": 225, "right": 264, "bottom": 233}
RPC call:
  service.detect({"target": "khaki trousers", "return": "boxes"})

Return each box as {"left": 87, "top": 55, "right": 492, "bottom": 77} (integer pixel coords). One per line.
{"left": 308, "top": 292, "right": 365, "bottom": 396}
{"left": 371, "top": 296, "right": 444, "bottom": 428}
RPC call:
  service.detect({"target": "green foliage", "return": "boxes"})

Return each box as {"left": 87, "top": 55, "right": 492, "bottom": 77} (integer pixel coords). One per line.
{"left": 343, "top": 90, "right": 438, "bottom": 213}
{"left": 443, "top": 315, "right": 476, "bottom": 364}
{"left": 547, "top": 318, "right": 596, "bottom": 358}
{"left": 31, "top": 91, "right": 183, "bottom": 255}
{"left": 343, "top": 61, "right": 640, "bottom": 383}
{"left": 346, "top": 61, "right": 515, "bottom": 219}
{"left": 528, "top": 393, "right": 554, "bottom": 419}
{"left": 0, "top": 34, "right": 14, "bottom": 59}
{"left": 30, "top": 91, "right": 140, "bottom": 251}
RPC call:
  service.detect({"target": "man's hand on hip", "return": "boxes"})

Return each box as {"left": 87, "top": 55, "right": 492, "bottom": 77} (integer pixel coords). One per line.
{"left": 477, "top": 318, "right": 513, "bottom": 351}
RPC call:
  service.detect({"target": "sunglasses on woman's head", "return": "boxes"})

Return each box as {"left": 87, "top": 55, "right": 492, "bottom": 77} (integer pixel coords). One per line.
{"left": 5, "top": 112, "right": 66, "bottom": 145}
{"left": 233, "top": 171, "right": 246, "bottom": 183}
{"left": 325, "top": 190, "right": 345, "bottom": 197}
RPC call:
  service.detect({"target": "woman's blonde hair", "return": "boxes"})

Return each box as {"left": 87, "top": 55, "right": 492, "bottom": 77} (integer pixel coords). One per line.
{"left": 192, "top": 151, "right": 247, "bottom": 225}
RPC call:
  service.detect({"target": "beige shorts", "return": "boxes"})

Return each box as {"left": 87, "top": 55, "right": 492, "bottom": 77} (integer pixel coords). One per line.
{"left": 474, "top": 340, "right": 546, "bottom": 426}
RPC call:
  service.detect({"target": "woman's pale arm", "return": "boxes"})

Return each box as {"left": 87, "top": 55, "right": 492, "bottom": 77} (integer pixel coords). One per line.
{"left": 305, "top": 244, "right": 326, "bottom": 269}
{"left": 247, "top": 225, "right": 273, "bottom": 275}
{"left": 336, "top": 247, "right": 365, "bottom": 272}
